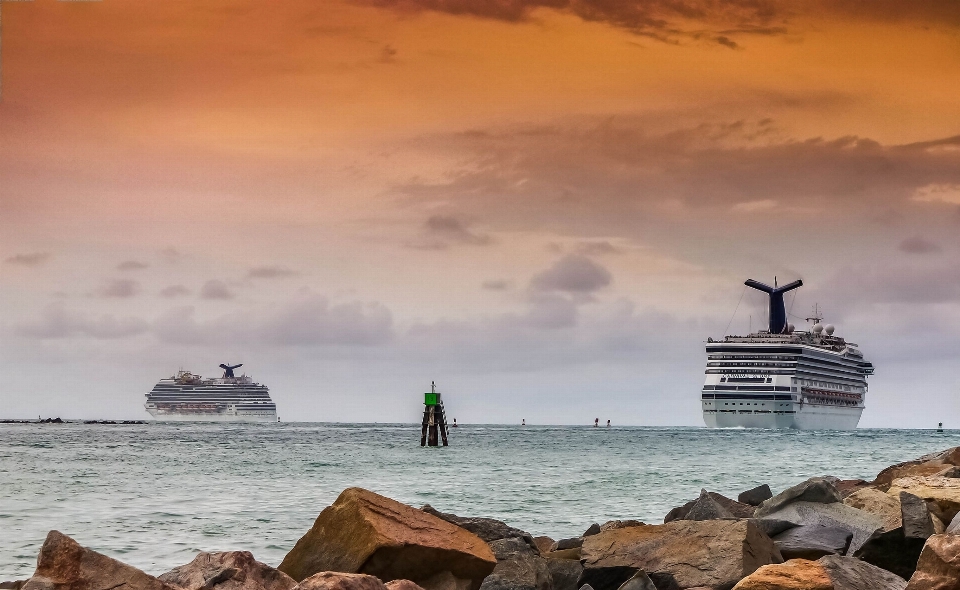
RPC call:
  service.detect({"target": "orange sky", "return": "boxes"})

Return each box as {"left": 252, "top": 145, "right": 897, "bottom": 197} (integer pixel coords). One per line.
{"left": 1, "top": 0, "right": 959, "bottom": 425}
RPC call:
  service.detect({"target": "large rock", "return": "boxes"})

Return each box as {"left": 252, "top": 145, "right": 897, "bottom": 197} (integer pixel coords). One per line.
{"left": 580, "top": 519, "right": 782, "bottom": 590}
{"left": 613, "top": 572, "right": 655, "bottom": 590}
{"left": 834, "top": 480, "right": 871, "bottom": 499}
{"left": 543, "top": 559, "right": 581, "bottom": 590}
{"left": 874, "top": 447, "right": 960, "bottom": 489}
{"left": 664, "top": 492, "right": 754, "bottom": 523}
{"left": 946, "top": 512, "right": 960, "bottom": 534}
{"left": 278, "top": 488, "right": 496, "bottom": 590}
{"left": 598, "top": 521, "right": 644, "bottom": 533}
{"left": 905, "top": 533, "right": 960, "bottom": 590}
{"left": 771, "top": 525, "right": 852, "bottom": 560}
{"left": 159, "top": 551, "right": 296, "bottom": 590}
{"left": 550, "top": 539, "right": 583, "bottom": 552}
{"left": 738, "top": 485, "right": 773, "bottom": 507}
{"left": 757, "top": 501, "right": 883, "bottom": 554}
{"left": 532, "top": 537, "right": 555, "bottom": 554}
{"left": 889, "top": 477, "right": 960, "bottom": 524}
{"left": 296, "top": 573, "right": 387, "bottom": 590}
{"left": 733, "top": 556, "right": 907, "bottom": 590}
{"left": 755, "top": 478, "right": 842, "bottom": 517}
{"left": 684, "top": 489, "right": 735, "bottom": 521}
{"left": 479, "top": 537, "right": 551, "bottom": 590}
{"left": 421, "top": 506, "right": 534, "bottom": 546}
{"left": 843, "top": 488, "right": 902, "bottom": 532}
{"left": 901, "top": 492, "right": 936, "bottom": 541}
{"left": 853, "top": 529, "right": 926, "bottom": 580}
{"left": 21, "top": 531, "right": 180, "bottom": 590}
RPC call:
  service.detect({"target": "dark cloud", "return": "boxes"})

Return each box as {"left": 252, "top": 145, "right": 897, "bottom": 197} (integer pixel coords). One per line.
{"left": 4, "top": 252, "right": 51, "bottom": 267}
{"left": 16, "top": 303, "right": 149, "bottom": 339}
{"left": 117, "top": 260, "right": 149, "bottom": 271}
{"left": 482, "top": 279, "right": 511, "bottom": 290}
{"left": 98, "top": 279, "right": 140, "bottom": 298}
{"left": 715, "top": 35, "right": 739, "bottom": 49}
{"left": 530, "top": 254, "right": 612, "bottom": 293}
{"left": 247, "top": 265, "right": 298, "bottom": 279}
{"left": 159, "top": 285, "right": 191, "bottom": 298}
{"left": 200, "top": 280, "right": 233, "bottom": 300}
{"left": 408, "top": 215, "right": 493, "bottom": 249}
{"left": 899, "top": 236, "right": 942, "bottom": 255}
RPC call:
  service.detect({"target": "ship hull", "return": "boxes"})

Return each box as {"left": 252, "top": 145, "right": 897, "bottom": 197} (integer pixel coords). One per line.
{"left": 704, "top": 404, "right": 863, "bottom": 430}
{"left": 145, "top": 407, "right": 277, "bottom": 423}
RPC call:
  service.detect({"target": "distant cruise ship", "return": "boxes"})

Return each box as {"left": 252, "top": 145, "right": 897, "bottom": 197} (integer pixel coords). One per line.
{"left": 144, "top": 364, "right": 278, "bottom": 422}
{"left": 702, "top": 279, "right": 874, "bottom": 430}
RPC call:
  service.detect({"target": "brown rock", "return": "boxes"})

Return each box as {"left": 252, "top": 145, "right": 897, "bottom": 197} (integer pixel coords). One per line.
{"left": 732, "top": 559, "right": 832, "bottom": 590}
{"left": 159, "top": 551, "right": 296, "bottom": 590}
{"left": 542, "top": 549, "right": 580, "bottom": 561}
{"left": 296, "top": 573, "right": 386, "bottom": 590}
{"left": 532, "top": 537, "right": 555, "bottom": 554}
{"left": 385, "top": 581, "right": 426, "bottom": 590}
{"left": 843, "top": 488, "right": 902, "bottom": 532}
{"left": 889, "top": 477, "right": 960, "bottom": 524}
{"left": 663, "top": 491, "right": 754, "bottom": 523}
{"left": 479, "top": 537, "right": 551, "bottom": 590}
{"left": 755, "top": 478, "right": 842, "bottom": 518}
{"left": 0, "top": 582, "right": 26, "bottom": 590}
{"left": 906, "top": 534, "right": 960, "bottom": 590}
{"left": 544, "top": 560, "right": 581, "bottom": 590}
{"left": 21, "top": 531, "right": 180, "bottom": 590}
{"left": 834, "top": 480, "right": 871, "bottom": 499}
{"left": 598, "top": 521, "right": 644, "bottom": 533}
{"left": 580, "top": 519, "right": 782, "bottom": 590}
{"left": 278, "top": 488, "right": 496, "bottom": 590}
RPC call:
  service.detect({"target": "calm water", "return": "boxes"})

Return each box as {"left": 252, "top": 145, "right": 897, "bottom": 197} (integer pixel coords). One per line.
{"left": 2, "top": 423, "right": 957, "bottom": 578}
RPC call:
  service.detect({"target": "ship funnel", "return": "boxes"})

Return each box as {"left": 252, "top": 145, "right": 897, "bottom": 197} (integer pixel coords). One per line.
{"left": 744, "top": 278, "right": 802, "bottom": 334}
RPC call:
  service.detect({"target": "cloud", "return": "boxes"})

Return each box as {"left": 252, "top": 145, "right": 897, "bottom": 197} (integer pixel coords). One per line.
{"left": 200, "top": 280, "right": 233, "bottom": 300}
{"left": 424, "top": 215, "right": 492, "bottom": 245}
{"left": 98, "top": 279, "right": 140, "bottom": 298}
{"left": 899, "top": 236, "right": 941, "bottom": 255}
{"left": 4, "top": 252, "right": 51, "bottom": 267}
{"left": 732, "top": 199, "right": 778, "bottom": 212}
{"left": 576, "top": 241, "right": 621, "bottom": 256}
{"left": 160, "top": 248, "right": 184, "bottom": 263}
{"left": 159, "top": 285, "right": 191, "bottom": 298}
{"left": 530, "top": 254, "right": 612, "bottom": 293}
{"left": 247, "top": 265, "right": 298, "bottom": 279}
{"left": 17, "top": 303, "right": 149, "bottom": 339}
{"left": 117, "top": 260, "right": 149, "bottom": 271}
{"left": 482, "top": 279, "right": 511, "bottom": 290}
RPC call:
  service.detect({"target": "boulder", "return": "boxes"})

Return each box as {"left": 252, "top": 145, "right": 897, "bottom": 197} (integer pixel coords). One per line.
{"left": 684, "top": 489, "right": 735, "bottom": 521}
{"left": 583, "top": 524, "right": 601, "bottom": 537}
{"left": 580, "top": 519, "right": 782, "bottom": 590}
{"left": 757, "top": 500, "right": 883, "bottom": 554}
{"left": 733, "top": 556, "right": 907, "bottom": 590}
{"left": 598, "top": 521, "right": 643, "bottom": 533}
{"left": 755, "top": 478, "right": 842, "bottom": 517}
{"left": 664, "top": 491, "right": 754, "bottom": 523}
{"left": 386, "top": 582, "right": 425, "bottom": 590}
{"left": 853, "top": 529, "right": 925, "bottom": 580}
{"left": 532, "top": 537, "right": 555, "bottom": 554}
{"left": 946, "top": 512, "right": 960, "bottom": 534}
{"left": 421, "top": 506, "right": 534, "bottom": 545}
{"left": 0, "top": 582, "right": 26, "bottom": 590}
{"left": 874, "top": 448, "right": 960, "bottom": 490}
{"left": 544, "top": 560, "right": 582, "bottom": 590}
{"left": 834, "top": 480, "right": 871, "bottom": 499}
{"left": 479, "top": 537, "right": 551, "bottom": 590}
{"left": 550, "top": 539, "right": 583, "bottom": 552}
{"left": 901, "top": 492, "right": 935, "bottom": 541}
{"left": 771, "top": 525, "right": 852, "bottom": 560}
{"left": 843, "top": 488, "right": 902, "bottom": 532}
{"left": 543, "top": 549, "right": 581, "bottom": 561}
{"left": 738, "top": 485, "right": 773, "bottom": 507}
{"left": 278, "top": 488, "right": 496, "bottom": 590}
{"left": 159, "top": 551, "right": 296, "bottom": 590}
{"left": 749, "top": 519, "right": 800, "bottom": 538}
{"left": 888, "top": 476, "right": 960, "bottom": 524}
{"left": 905, "top": 533, "right": 960, "bottom": 590}
{"left": 613, "top": 572, "right": 654, "bottom": 590}
{"left": 296, "top": 573, "right": 387, "bottom": 590}
{"left": 21, "top": 531, "right": 180, "bottom": 590}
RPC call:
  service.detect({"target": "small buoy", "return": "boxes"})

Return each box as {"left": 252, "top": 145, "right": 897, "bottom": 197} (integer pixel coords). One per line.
{"left": 452, "top": 418, "right": 458, "bottom": 428}
{"left": 606, "top": 419, "right": 611, "bottom": 427}
{"left": 938, "top": 422, "right": 944, "bottom": 433}
{"left": 522, "top": 418, "right": 526, "bottom": 426}
{"left": 594, "top": 418, "right": 599, "bottom": 427}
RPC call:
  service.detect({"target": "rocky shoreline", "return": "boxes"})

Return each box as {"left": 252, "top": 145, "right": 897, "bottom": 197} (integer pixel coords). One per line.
{"left": 6, "top": 446, "right": 960, "bottom": 590}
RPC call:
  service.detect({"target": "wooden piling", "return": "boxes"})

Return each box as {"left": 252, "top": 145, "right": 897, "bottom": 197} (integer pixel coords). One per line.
{"left": 421, "top": 381, "right": 449, "bottom": 447}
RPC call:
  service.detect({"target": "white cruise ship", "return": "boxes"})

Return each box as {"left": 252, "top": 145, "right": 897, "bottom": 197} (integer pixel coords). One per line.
{"left": 144, "top": 364, "right": 278, "bottom": 422}
{"left": 702, "top": 279, "right": 874, "bottom": 430}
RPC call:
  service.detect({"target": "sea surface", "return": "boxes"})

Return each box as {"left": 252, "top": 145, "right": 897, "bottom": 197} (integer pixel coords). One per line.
{"left": 2, "top": 423, "right": 957, "bottom": 578}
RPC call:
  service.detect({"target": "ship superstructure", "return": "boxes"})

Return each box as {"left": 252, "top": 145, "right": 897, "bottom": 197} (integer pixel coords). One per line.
{"left": 144, "top": 364, "right": 277, "bottom": 422}
{"left": 702, "top": 279, "right": 874, "bottom": 430}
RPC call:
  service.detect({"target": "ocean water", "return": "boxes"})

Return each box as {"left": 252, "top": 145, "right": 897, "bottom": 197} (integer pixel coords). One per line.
{"left": 2, "top": 423, "right": 957, "bottom": 579}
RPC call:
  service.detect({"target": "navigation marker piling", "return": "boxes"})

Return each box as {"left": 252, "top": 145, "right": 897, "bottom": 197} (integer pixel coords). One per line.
{"left": 420, "top": 381, "right": 449, "bottom": 447}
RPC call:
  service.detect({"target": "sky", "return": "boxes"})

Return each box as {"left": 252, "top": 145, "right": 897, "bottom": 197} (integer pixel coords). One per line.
{"left": 1, "top": 0, "right": 959, "bottom": 426}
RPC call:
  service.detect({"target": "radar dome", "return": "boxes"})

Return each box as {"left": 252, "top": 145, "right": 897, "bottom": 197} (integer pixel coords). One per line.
{"left": 825, "top": 324, "right": 835, "bottom": 335}
{"left": 813, "top": 323, "right": 824, "bottom": 334}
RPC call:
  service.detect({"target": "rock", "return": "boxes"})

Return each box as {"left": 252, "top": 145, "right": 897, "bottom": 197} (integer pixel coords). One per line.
{"left": 875, "top": 463, "right": 950, "bottom": 490}
{"left": 0, "top": 582, "right": 26, "bottom": 590}
{"left": 757, "top": 500, "right": 883, "bottom": 554}
{"left": 750, "top": 519, "right": 800, "bottom": 538}
{"left": 417, "top": 573, "right": 472, "bottom": 590}
{"left": 480, "top": 537, "right": 551, "bottom": 590}
{"left": 684, "top": 489, "right": 735, "bottom": 521}
{"left": 889, "top": 476, "right": 960, "bottom": 524}
{"left": 598, "top": 521, "right": 643, "bottom": 533}
{"left": 739, "top": 484, "right": 773, "bottom": 507}
{"left": 613, "top": 572, "right": 654, "bottom": 590}
{"left": 21, "top": 531, "right": 180, "bottom": 590}
{"left": 543, "top": 549, "right": 581, "bottom": 561}
{"left": 296, "top": 573, "right": 387, "bottom": 590}
{"left": 532, "top": 537, "right": 555, "bottom": 554}
{"left": 901, "top": 492, "right": 936, "bottom": 541}
{"left": 386, "top": 582, "right": 426, "bottom": 590}
{"left": 582, "top": 524, "right": 601, "bottom": 537}
{"left": 664, "top": 491, "right": 754, "bottom": 523}
{"left": 772, "top": 525, "right": 852, "bottom": 560}
{"left": 853, "top": 529, "right": 926, "bottom": 580}
{"left": 843, "top": 488, "right": 902, "bottom": 532}
{"left": 550, "top": 538, "right": 583, "bottom": 552}
{"left": 580, "top": 519, "right": 782, "bottom": 590}
{"left": 544, "top": 560, "right": 582, "bottom": 590}
{"left": 421, "top": 506, "right": 534, "bottom": 545}
{"left": 834, "top": 480, "right": 871, "bottom": 499}
{"left": 733, "top": 556, "right": 907, "bottom": 590}
{"left": 905, "top": 533, "right": 960, "bottom": 590}
{"left": 938, "top": 466, "right": 960, "bottom": 478}
{"left": 946, "top": 512, "right": 960, "bottom": 534}
{"left": 278, "top": 488, "right": 496, "bottom": 590}
{"left": 755, "top": 478, "right": 843, "bottom": 517}
{"left": 159, "top": 551, "right": 296, "bottom": 590}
